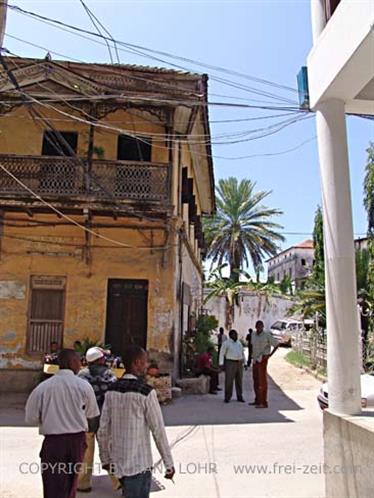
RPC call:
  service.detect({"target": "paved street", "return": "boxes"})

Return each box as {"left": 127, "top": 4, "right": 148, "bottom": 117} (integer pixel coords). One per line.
{"left": 0, "top": 350, "right": 325, "bottom": 498}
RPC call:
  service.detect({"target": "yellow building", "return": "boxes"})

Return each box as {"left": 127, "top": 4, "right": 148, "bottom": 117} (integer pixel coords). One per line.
{"left": 0, "top": 56, "right": 215, "bottom": 390}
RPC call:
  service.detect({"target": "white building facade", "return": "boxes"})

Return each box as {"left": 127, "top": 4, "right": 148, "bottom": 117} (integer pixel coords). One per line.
{"left": 307, "top": 2, "right": 374, "bottom": 497}
{"left": 267, "top": 240, "right": 314, "bottom": 289}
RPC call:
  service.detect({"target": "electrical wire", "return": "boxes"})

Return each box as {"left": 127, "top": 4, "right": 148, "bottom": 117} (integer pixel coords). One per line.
{"left": 78, "top": 0, "right": 114, "bottom": 64}
{"left": 0, "top": 52, "right": 183, "bottom": 221}
{"left": 6, "top": 3, "right": 300, "bottom": 105}
{"left": 0, "top": 49, "right": 314, "bottom": 161}
{"left": 10, "top": 2, "right": 297, "bottom": 92}
{"left": 1, "top": 231, "right": 177, "bottom": 250}
{"left": 0, "top": 162, "right": 138, "bottom": 247}
{"left": 78, "top": 0, "right": 120, "bottom": 64}
{"left": 214, "top": 136, "right": 316, "bottom": 160}
{"left": 4, "top": 33, "right": 304, "bottom": 110}
{"left": 5, "top": 84, "right": 309, "bottom": 147}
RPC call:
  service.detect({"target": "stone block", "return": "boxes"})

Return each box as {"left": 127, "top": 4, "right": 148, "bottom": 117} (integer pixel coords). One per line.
{"left": 171, "top": 387, "right": 182, "bottom": 398}
{"left": 146, "top": 374, "right": 172, "bottom": 403}
{"left": 176, "top": 375, "right": 210, "bottom": 394}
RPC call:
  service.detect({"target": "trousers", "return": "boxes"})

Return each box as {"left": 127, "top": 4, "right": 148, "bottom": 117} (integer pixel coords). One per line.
{"left": 39, "top": 432, "right": 86, "bottom": 498}
{"left": 224, "top": 359, "right": 243, "bottom": 401}
{"left": 252, "top": 356, "right": 269, "bottom": 406}
{"left": 77, "top": 432, "right": 121, "bottom": 491}
{"left": 120, "top": 470, "right": 152, "bottom": 498}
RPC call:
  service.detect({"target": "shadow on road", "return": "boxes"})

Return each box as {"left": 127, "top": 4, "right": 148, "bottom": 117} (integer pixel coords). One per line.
{"left": 162, "top": 372, "right": 302, "bottom": 427}
{"left": 0, "top": 370, "right": 303, "bottom": 428}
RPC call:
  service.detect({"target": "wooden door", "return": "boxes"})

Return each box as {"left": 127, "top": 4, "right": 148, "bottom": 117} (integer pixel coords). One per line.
{"left": 105, "top": 279, "right": 148, "bottom": 357}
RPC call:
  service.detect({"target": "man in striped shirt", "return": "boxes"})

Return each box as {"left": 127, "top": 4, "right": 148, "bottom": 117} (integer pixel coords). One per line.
{"left": 98, "top": 346, "right": 175, "bottom": 498}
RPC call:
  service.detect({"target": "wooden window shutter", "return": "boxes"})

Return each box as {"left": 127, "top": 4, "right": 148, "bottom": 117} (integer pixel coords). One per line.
{"left": 27, "top": 276, "right": 66, "bottom": 354}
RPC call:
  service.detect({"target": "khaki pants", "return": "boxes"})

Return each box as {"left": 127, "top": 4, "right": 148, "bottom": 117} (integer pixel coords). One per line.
{"left": 77, "top": 432, "right": 120, "bottom": 491}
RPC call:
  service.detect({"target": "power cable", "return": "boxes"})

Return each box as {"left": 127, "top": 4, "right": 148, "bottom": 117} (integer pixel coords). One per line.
{"left": 78, "top": 0, "right": 120, "bottom": 64}
{"left": 6, "top": 3, "right": 300, "bottom": 103}
{"left": 0, "top": 53, "right": 175, "bottom": 221}
{"left": 78, "top": 0, "right": 114, "bottom": 64}
{"left": 214, "top": 136, "right": 316, "bottom": 160}
{"left": 0, "top": 161, "right": 134, "bottom": 247}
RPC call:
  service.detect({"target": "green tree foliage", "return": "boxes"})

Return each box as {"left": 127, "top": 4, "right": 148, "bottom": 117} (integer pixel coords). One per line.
{"left": 363, "top": 143, "right": 374, "bottom": 302}
{"left": 364, "top": 142, "right": 374, "bottom": 236}
{"left": 194, "top": 314, "right": 219, "bottom": 354}
{"left": 204, "top": 265, "right": 285, "bottom": 329}
{"left": 203, "top": 177, "right": 284, "bottom": 281}
{"left": 311, "top": 205, "right": 324, "bottom": 285}
{"left": 363, "top": 143, "right": 374, "bottom": 366}
{"left": 356, "top": 248, "right": 370, "bottom": 297}
{"left": 280, "top": 274, "right": 293, "bottom": 295}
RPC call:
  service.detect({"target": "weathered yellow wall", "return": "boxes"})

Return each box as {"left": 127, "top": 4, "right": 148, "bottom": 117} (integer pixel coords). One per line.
{"left": 0, "top": 107, "right": 168, "bottom": 163}
{"left": 0, "top": 213, "right": 177, "bottom": 370}
{"left": 0, "top": 103, "right": 206, "bottom": 378}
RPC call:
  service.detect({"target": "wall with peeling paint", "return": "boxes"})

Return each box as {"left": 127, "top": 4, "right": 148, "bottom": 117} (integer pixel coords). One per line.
{"left": 0, "top": 213, "right": 178, "bottom": 372}
{"left": 204, "top": 291, "right": 297, "bottom": 337}
{"left": 0, "top": 101, "right": 212, "bottom": 388}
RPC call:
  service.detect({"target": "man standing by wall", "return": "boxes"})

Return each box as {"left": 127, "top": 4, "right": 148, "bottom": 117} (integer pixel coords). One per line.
{"left": 77, "top": 347, "right": 120, "bottom": 493}
{"left": 25, "top": 349, "right": 99, "bottom": 498}
{"left": 98, "top": 346, "right": 175, "bottom": 498}
{"left": 217, "top": 327, "right": 228, "bottom": 358}
{"left": 219, "top": 329, "right": 245, "bottom": 403}
{"left": 250, "top": 320, "right": 280, "bottom": 408}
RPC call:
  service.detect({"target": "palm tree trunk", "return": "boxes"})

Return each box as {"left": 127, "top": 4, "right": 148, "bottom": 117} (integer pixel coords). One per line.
{"left": 230, "top": 250, "right": 241, "bottom": 282}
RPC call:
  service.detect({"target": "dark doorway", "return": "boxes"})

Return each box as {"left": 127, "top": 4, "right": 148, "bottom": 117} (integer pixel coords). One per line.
{"left": 105, "top": 279, "right": 148, "bottom": 358}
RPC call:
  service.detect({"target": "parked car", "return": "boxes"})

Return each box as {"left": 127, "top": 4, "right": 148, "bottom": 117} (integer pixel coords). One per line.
{"left": 317, "top": 372, "right": 374, "bottom": 410}
{"left": 269, "top": 319, "right": 304, "bottom": 346}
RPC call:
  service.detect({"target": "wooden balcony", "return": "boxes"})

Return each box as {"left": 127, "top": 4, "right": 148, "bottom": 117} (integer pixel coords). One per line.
{"left": 0, "top": 155, "right": 170, "bottom": 208}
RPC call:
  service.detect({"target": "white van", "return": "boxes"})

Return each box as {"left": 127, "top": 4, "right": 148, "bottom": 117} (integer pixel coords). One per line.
{"left": 269, "top": 319, "right": 304, "bottom": 346}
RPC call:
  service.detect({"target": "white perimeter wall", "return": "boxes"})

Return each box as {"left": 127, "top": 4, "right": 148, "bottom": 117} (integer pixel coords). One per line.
{"left": 204, "top": 291, "right": 296, "bottom": 338}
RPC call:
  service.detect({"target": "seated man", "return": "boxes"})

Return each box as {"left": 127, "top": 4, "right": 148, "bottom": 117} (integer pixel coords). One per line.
{"left": 196, "top": 346, "right": 220, "bottom": 394}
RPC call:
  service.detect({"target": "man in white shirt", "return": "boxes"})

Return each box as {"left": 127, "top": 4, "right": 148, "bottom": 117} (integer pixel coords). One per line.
{"left": 250, "top": 320, "right": 280, "bottom": 408}
{"left": 98, "top": 346, "right": 175, "bottom": 498}
{"left": 25, "top": 349, "right": 100, "bottom": 498}
{"left": 219, "top": 329, "right": 246, "bottom": 403}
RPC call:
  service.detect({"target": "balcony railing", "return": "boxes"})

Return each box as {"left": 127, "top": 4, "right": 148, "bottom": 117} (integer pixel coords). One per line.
{"left": 0, "top": 154, "right": 170, "bottom": 204}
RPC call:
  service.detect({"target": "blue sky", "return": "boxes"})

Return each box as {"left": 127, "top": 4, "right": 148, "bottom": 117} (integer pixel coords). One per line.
{"left": 4, "top": 0, "right": 373, "bottom": 255}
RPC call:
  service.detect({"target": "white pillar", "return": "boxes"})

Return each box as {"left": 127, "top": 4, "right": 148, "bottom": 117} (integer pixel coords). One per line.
{"left": 316, "top": 99, "right": 361, "bottom": 415}
{"left": 310, "top": 0, "right": 326, "bottom": 44}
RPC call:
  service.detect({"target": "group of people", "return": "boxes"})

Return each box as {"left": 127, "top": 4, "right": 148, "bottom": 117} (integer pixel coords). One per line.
{"left": 25, "top": 346, "right": 174, "bottom": 498}
{"left": 25, "top": 321, "right": 279, "bottom": 498}
{"left": 198, "top": 320, "right": 280, "bottom": 408}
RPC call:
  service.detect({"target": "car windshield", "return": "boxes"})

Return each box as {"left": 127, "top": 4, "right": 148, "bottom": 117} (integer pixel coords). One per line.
{"left": 271, "top": 321, "right": 286, "bottom": 330}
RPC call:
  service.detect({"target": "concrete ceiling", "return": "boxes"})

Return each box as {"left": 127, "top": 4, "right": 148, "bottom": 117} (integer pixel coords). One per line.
{"left": 356, "top": 77, "right": 374, "bottom": 101}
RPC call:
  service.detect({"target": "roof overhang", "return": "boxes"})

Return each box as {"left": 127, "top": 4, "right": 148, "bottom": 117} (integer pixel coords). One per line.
{"left": 307, "top": 1, "right": 374, "bottom": 114}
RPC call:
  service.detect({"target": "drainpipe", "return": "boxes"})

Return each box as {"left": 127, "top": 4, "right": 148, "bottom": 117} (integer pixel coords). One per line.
{"left": 310, "top": 0, "right": 327, "bottom": 44}
{"left": 315, "top": 99, "right": 361, "bottom": 415}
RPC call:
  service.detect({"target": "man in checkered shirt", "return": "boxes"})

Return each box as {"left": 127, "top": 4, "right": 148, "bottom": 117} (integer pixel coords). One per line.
{"left": 98, "top": 346, "right": 175, "bottom": 498}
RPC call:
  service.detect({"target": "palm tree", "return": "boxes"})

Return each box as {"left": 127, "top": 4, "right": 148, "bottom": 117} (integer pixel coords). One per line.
{"left": 203, "top": 177, "right": 285, "bottom": 281}
{"left": 204, "top": 266, "right": 286, "bottom": 329}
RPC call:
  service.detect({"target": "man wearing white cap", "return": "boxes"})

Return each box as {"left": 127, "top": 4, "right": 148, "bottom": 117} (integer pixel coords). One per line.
{"left": 77, "top": 347, "right": 119, "bottom": 492}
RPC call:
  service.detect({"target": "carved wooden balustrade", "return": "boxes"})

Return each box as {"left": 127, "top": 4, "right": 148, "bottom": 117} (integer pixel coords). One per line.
{"left": 0, "top": 154, "right": 170, "bottom": 204}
